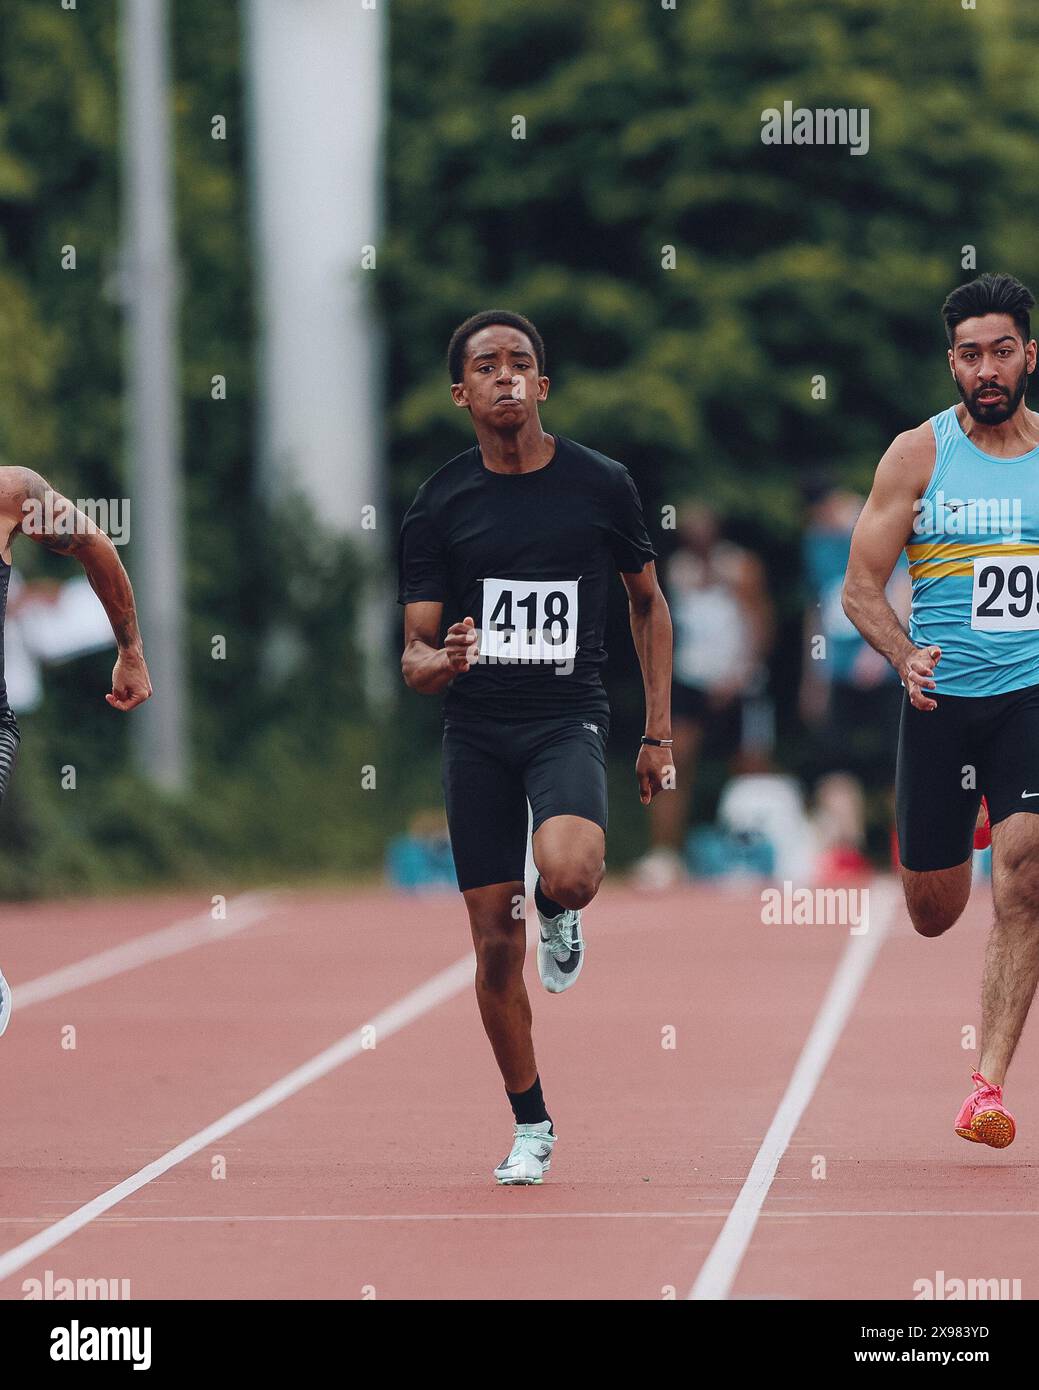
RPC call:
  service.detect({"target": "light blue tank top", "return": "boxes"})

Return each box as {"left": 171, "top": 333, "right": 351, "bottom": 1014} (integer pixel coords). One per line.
{"left": 907, "top": 406, "right": 1039, "bottom": 696}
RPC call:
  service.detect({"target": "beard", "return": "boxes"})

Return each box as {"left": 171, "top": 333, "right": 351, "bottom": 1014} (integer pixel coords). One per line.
{"left": 956, "top": 365, "right": 1029, "bottom": 424}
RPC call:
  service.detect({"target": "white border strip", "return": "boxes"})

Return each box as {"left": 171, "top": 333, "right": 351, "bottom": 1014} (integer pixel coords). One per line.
{"left": 0, "top": 952, "right": 475, "bottom": 1284}
{"left": 688, "top": 880, "right": 899, "bottom": 1300}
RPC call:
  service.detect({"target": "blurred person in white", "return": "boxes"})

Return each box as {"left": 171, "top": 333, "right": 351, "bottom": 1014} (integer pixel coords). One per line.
{"left": 800, "top": 475, "right": 909, "bottom": 875}
{"left": 3, "top": 567, "right": 118, "bottom": 713}
{"left": 633, "top": 502, "right": 774, "bottom": 889}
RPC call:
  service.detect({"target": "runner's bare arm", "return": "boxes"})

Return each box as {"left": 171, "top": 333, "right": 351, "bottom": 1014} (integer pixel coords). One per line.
{"left": 842, "top": 424, "right": 940, "bottom": 710}
{"left": 842, "top": 426, "right": 933, "bottom": 665}
{"left": 0, "top": 466, "right": 37, "bottom": 551}
{"left": 2, "top": 467, "right": 152, "bottom": 711}
{"left": 401, "top": 600, "right": 479, "bottom": 693}
{"left": 621, "top": 561, "right": 674, "bottom": 804}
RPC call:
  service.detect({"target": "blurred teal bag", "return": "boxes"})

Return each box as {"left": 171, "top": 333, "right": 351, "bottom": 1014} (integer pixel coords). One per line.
{"left": 386, "top": 834, "right": 456, "bottom": 891}
{"left": 685, "top": 826, "right": 774, "bottom": 879}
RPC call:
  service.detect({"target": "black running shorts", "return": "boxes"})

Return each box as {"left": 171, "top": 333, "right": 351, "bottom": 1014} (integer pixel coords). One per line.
{"left": 441, "top": 715, "right": 609, "bottom": 892}
{"left": 896, "top": 683, "right": 1039, "bottom": 872}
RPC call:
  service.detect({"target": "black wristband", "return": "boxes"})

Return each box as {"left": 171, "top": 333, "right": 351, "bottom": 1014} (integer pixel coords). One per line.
{"left": 640, "top": 735, "right": 674, "bottom": 747}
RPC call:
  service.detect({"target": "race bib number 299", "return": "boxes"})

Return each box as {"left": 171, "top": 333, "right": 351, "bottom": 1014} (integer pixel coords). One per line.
{"left": 971, "top": 555, "right": 1039, "bottom": 631}
{"left": 480, "top": 577, "right": 579, "bottom": 662}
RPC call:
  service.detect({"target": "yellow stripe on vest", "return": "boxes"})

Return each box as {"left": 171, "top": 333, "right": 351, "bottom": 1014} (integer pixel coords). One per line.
{"left": 906, "top": 541, "right": 1039, "bottom": 563}
{"left": 909, "top": 561, "right": 975, "bottom": 579}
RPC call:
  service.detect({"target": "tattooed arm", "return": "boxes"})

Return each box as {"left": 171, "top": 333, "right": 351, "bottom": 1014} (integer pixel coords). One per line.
{"left": 0, "top": 467, "right": 152, "bottom": 711}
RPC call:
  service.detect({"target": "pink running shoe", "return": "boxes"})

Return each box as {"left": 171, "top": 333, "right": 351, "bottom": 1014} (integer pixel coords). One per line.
{"left": 954, "top": 1071, "right": 1016, "bottom": 1148}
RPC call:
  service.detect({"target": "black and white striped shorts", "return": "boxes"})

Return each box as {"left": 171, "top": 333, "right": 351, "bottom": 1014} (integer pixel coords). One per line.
{"left": 0, "top": 708, "right": 21, "bottom": 806}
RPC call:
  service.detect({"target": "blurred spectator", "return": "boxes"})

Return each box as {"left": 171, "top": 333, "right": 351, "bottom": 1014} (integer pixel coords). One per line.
{"left": 633, "top": 503, "right": 775, "bottom": 890}
{"left": 799, "top": 476, "right": 909, "bottom": 873}
{"left": 4, "top": 568, "right": 116, "bottom": 713}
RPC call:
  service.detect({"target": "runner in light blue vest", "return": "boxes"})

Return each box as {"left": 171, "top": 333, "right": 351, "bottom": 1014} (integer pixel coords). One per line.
{"left": 843, "top": 272, "right": 1039, "bottom": 1150}
{"left": 907, "top": 403, "right": 1039, "bottom": 696}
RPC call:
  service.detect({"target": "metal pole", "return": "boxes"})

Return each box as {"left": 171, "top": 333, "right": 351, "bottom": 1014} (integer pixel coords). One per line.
{"left": 243, "top": 0, "right": 392, "bottom": 712}
{"left": 118, "top": 0, "right": 187, "bottom": 789}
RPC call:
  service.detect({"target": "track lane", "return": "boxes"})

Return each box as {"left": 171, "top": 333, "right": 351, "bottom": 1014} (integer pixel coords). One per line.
{"left": 731, "top": 887, "right": 1039, "bottom": 1300}
{"left": 3, "top": 883, "right": 851, "bottom": 1299}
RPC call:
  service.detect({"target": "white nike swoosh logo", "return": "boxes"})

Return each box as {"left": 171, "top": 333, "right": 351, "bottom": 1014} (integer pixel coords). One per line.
{"left": 1022, "top": 792, "right": 1039, "bottom": 799}
{"left": 498, "top": 1151, "right": 551, "bottom": 1169}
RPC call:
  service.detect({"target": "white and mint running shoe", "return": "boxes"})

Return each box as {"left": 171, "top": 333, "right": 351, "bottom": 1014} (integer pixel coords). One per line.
{"left": 536, "top": 905, "right": 584, "bottom": 993}
{"left": 494, "top": 1120, "right": 556, "bottom": 1185}
{"left": 0, "top": 967, "right": 11, "bottom": 1037}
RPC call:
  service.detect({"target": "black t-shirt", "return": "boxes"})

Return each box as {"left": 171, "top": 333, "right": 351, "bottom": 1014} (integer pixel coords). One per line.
{"left": 397, "top": 435, "right": 656, "bottom": 725}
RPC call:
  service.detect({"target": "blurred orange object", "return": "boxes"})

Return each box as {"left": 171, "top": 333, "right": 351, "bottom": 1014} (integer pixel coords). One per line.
{"left": 974, "top": 796, "right": 991, "bottom": 851}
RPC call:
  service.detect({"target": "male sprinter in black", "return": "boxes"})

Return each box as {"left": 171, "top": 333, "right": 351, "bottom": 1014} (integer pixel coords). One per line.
{"left": 843, "top": 272, "right": 1039, "bottom": 1148}
{"left": 0, "top": 469, "right": 153, "bottom": 1034}
{"left": 399, "top": 310, "right": 673, "bottom": 1183}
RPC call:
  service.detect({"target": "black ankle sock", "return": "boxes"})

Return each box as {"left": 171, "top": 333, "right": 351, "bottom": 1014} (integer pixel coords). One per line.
{"left": 507, "top": 1074, "right": 551, "bottom": 1127}
{"left": 535, "top": 877, "right": 564, "bottom": 919}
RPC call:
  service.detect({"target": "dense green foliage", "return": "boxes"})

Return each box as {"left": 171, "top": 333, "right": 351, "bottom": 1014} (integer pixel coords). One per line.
{"left": 384, "top": 0, "right": 1039, "bottom": 505}
{"left": 380, "top": 0, "right": 1039, "bottom": 826}
{"left": 0, "top": 0, "right": 380, "bottom": 894}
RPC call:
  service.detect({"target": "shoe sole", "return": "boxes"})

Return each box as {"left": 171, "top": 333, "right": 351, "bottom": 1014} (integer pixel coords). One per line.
{"left": 0, "top": 977, "right": 10, "bottom": 1038}
{"left": 541, "top": 971, "right": 581, "bottom": 994}
{"left": 494, "top": 1159, "right": 552, "bottom": 1186}
{"left": 955, "top": 1110, "right": 1015, "bottom": 1148}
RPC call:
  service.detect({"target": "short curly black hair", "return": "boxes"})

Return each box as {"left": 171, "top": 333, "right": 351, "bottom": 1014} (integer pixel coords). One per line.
{"left": 942, "top": 272, "right": 1036, "bottom": 347}
{"left": 447, "top": 309, "right": 545, "bottom": 383}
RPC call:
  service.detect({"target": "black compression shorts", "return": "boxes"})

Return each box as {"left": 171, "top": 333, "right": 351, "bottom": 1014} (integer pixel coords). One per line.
{"left": 441, "top": 714, "right": 608, "bottom": 892}
{"left": 896, "top": 683, "right": 1039, "bottom": 872}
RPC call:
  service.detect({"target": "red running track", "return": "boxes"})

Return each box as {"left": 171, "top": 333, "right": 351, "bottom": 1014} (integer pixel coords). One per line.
{"left": 0, "top": 879, "right": 1034, "bottom": 1300}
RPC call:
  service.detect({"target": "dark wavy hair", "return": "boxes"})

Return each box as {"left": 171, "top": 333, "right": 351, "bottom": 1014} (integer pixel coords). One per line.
{"left": 942, "top": 272, "right": 1036, "bottom": 346}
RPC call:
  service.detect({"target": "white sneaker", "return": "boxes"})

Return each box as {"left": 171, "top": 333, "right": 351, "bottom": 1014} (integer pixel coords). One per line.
{"left": 493, "top": 1120, "right": 556, "bottom": 1185}
{"left": 0, "top": 968, "right": 11, "bottom": 1037}
{"left": 537, "top": 905, "right": 584, "bottom": 993}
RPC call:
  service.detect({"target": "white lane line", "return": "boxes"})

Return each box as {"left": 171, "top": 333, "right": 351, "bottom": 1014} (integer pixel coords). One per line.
{"left": 2, "top": 1208, "right": 1036, "bottom": 1228}
{"left": 688, "top": 879, "right": 900, "bottom": 1301}
{"left": 13, "top": 892, "right": 276, "bottom": 1009}
{"left": 0, "top": 951, "right": 475, "bottom": 1284}
{"left": 0, "top": 1212, "right": 729, "bottom": 1227}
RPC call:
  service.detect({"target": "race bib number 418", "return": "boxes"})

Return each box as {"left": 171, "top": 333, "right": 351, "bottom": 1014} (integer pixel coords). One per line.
{"left": 971, "top": 555, "right": 1039, "bottom": 631}
{"left": 480, "top": 577, "right": 579, "bottom": 662}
